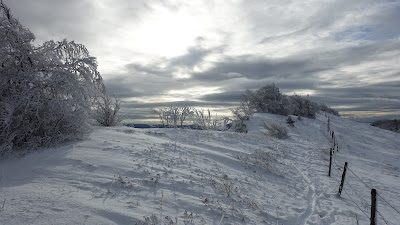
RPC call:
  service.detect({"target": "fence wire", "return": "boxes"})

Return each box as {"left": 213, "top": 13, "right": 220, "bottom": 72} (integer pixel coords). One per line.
{"left": 342, "top": 188, "right": 370, "bottom": 220}
{"left": 377, "top": 193, "right": 400, "bottom": 217}
{"left": 376, "top": 209, "right": 391, "bottom": 225}
{"left": 327, "top": 126, "right": 400, "bottom": 224}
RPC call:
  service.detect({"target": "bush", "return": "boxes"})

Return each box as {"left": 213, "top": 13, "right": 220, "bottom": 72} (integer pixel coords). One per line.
{"left": 262, "top": 122, "right": 288, "bottom": 139}
{"left": 286, "top": 116, "right": 295, "bottom": 126}
{"left": 0, "top": 3, "right": 105, "bottom": 156}
{"left": 231, "top": 120, "right": 248, "bottom": 133}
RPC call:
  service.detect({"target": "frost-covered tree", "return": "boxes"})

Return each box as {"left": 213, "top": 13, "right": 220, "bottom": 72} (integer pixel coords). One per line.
{"left": 288, "top": 95, "right": 319, "bottom": 119}
{"left": 288, "top": 94, "right": 304, "bottom": 116}
{"left": 253, "top": 84, "right": 288, "bottom": 115}
{"left": 319, "top": 102, "right": 339, "bottom": 116}
{"left": 151, "top": 107, "right": 173, "bottom": 128}
{"left": 0, "top": 2, "right": 104, "bottom": 156}
{"left": 231, "top": 90, "right": 253, "bottom": 121}
{"left": 151, "top": 108, "right": 166, "bottom": 127}
{"left": 169, "top": 106, "right": 180, "bottom": 128}
{"left": 151, "top": 106, "right": 193, "bottom": 128}
{"left": 236, "top": 84, "right": 288, "bottom": 116}
{"left": 234, "top": 83, "right": 339, "bottom": 121}
{"left": 178, "top": 105, "right": 192, "bottom": 128}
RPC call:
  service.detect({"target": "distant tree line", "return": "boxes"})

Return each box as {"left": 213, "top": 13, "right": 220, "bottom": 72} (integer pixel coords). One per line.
{"left": 371, "top": 119, "right": 400, "bottom": 133}
{"left": 232, "top": 83, "right": 339, "bottom": 120}
{"left": 151, "top": 106, "right": 230, "bottom": 130}
{"left": 231, "top": 84, "right": 339, "bottom": 132}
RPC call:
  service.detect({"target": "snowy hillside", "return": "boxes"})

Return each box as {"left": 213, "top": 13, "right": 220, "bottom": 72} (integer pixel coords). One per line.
{"left": 0, "top": 113, "right": 399, "bottom": 224}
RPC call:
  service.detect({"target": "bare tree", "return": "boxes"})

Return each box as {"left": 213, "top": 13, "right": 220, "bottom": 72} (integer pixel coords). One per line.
{"left": 151, "top": 108, "right": 165, "bottom": 127}
{"left": 93, "top": 89, "right": 122, "bottom": 126}
{"left": 151, "top": 105, "right": 193, "bottom": 128}
{"left": 179, "top": 106, "right": 192, "bottom": 128}
{"left": 168, "top": 106, "right": 179, "bottom": 128}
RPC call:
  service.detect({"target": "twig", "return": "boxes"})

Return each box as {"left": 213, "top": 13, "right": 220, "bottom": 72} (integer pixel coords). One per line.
{"left": 0, "top": 199, "right": 5, "bottom": 211}
{"left": 0, "top": 168, "right": 3, "bottom": 183}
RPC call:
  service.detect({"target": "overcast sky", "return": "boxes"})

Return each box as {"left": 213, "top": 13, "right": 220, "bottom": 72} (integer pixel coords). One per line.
{"left": 6, "top": 0, "right": 400, "bottom": 122}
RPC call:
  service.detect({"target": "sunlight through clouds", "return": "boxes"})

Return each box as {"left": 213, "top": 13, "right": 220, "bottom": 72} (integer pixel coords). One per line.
{"left": 5, "top": 0, "right": 400, "bottom": 121}
{"left": 132, "top": 4, "right": 208, "bottom": 57}
{"left": 168, "top": 86, "right": 222, "bottom": 100}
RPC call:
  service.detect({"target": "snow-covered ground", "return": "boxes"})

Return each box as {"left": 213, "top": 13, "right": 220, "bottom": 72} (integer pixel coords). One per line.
{"left": 0, "top": 113, "right": 399, "bottom": 224}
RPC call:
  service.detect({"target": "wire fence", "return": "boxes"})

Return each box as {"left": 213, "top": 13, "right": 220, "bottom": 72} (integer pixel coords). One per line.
{"left": 326, "top": 116, "right": 400, "bottom": 224}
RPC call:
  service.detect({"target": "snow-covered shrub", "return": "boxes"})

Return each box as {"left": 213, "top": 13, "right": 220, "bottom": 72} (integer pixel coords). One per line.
{"left": 192, "top": 108, "right": 210, "bottom": 129}
{"left": 192, "top": 108, "right": 228, "bottom": 130}
{"left": 93, "top": 90, "right": 122, "bottom": 126}
{"left": 286, "top": 116, "right": 295, "bottom": 127}
{"left": 235, "top": 149, "right": 277, "bottom": 173}
{"left": 249, "top": 84, "right": 289, "bottom": 115}
{"left": 0, "top": 2, "right": 104, "bottom": 156}
{"left": 262, "top": 122, "right": 288, "bottom": 139}
{"left": 231, "top": 120, "right": 248, "bottom": 133}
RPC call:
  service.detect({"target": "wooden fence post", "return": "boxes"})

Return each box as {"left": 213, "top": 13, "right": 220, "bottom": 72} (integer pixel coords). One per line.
{"left": 329, "top": 148, "right": 333, "bottom": 177}
{"left": 338, "top": 162, "right": 348, "bottom": 196}
{"left": 371, "top": 189, "right": 376, "bottom": 225}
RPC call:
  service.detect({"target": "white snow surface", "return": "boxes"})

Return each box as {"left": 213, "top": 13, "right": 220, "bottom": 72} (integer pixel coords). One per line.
{"left": 0, "top": 113, "right": 399, "bottom": 224}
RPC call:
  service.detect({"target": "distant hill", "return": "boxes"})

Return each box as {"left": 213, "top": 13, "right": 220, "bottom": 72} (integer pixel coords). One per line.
{"left": 124, "top": 123, "right": 232, "bottom": 130}
{"left": 371, "top": 119, "right": 400, "bottom": 133}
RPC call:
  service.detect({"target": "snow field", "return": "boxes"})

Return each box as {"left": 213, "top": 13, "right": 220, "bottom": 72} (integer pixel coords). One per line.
{"left": 0, "top": 113, "right": 399, "bottom": 224}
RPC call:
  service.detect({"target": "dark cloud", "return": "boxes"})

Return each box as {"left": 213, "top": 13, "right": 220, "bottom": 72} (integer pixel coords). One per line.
{"left": 314, "top": 81, "right": 400, "bottom": 99}
{"left": 192, "top": 56, "right": 310, "bottom": 81}
{"left": 125, "top": 62, "right": 170, "bottom": 77}
{"left": 4, "top": 0, "right": 152, "bottom": 46}
{"left": 115, "top": 38, "right": 400, "bottom": 119}
{"left": 104, "top": 78, "right": 147, "bottom": 98}
{"left": 199, "top": 91, "right": 243, "bottom": 103}
{"left": 169, "top": 46, "right": 215, "bottom": 67}
{"left": 124, "top": 100, "right": 235, "bottom": 109}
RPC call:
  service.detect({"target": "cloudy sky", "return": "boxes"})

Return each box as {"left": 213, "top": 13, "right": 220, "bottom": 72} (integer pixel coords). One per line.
{"left": 6, "top": 0, "right": 400, "bottom": 122}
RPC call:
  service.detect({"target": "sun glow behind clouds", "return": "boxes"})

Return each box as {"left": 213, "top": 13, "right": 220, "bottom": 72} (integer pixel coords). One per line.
{"left": 132, "top": 5, "right": 207, "bottom": 57}
{"left": 168, "top": 86, "right": 222, "bottom": 100}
